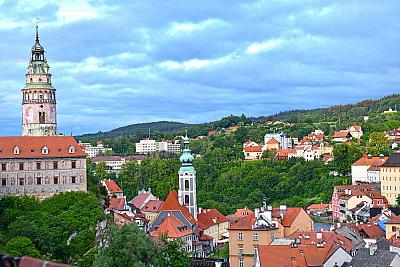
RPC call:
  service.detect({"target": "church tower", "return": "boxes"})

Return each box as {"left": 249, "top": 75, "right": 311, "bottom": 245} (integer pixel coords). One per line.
{"left": 178, "top": 131, "right": 197, "bottom": 220}
{"left": 22, "top": 23, "right": 57, "bottom": 136}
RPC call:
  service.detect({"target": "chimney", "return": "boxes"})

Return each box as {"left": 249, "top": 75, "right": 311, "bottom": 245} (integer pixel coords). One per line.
{"left": 379, "top": 154, "right": 385, "bottom": 160}
{"left": 198, "top": 207, "right": 202, "bottom": 214}
{"left": 367, "top": 154, "right": 372, "bottom": 159}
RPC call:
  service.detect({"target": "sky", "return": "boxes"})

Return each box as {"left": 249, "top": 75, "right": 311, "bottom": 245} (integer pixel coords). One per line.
{"left": 0, "top": 0, "right": 399, "bottom": 136}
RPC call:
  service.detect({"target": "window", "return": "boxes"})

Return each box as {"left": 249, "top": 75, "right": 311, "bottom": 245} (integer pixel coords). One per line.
{"left": 254, "top": 245, "right": 259, "bottom": 255}
{"left": 36, "top": 177, "right": 41, "bottom": 185}
{"left": 68, "top": 146, "right": 75, "bottom": 154}
{"left": 14, "top": 146, "right": 20, "bottom": 155}
{"left": 36, "top": 162, "right": 41, "bottom": 170}
{"left": 238, "top": 245, "right": 243, "bottom": 255}
{"left": 185, "top": 179, "right": 189, "bottom": 190}
{"left": 53, "top": 161, "right": 58, "bottom": 169}
{"left": 254, "top": 232, "right": 259, "bottom": 241}
{"left": 19, "top": 163, "right": 24, "bottom": 171}
{"left": 71, "top": 176, "right": 76, "bottom": 184}
{"left": 54, "top": 177, "right": 58, "bottom": 184}
{"left": 238, "top": 232, "right": 243, "bottom": 241}
{"left": 393, "top": 226, "right": 397, "bottom": 232}
{"left": 1, "top": 163, "right": 6, "bottom": 171}
{"left": 71, "top": 161, "right": 76, "bottom": 169}
{"left": 184, "top": 195, "right": 189, "bottom": 205}
{"left": 39, "top": 112, "right": 45, "bottom": 124}
{"left": 239, "top": 258, "right": 244, "bottom": 267}
{"left": 19, "top": 178, "right": 24, "bottom": 186}
{"left": 1, "top": 179, "right": 6, "bottom": 186}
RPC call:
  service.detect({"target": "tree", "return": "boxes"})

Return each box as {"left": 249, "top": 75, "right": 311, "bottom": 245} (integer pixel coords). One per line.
{"left": 367, "top": 132, "right": 391, "bottom": 156}
{"left": 158, "top": 237, "right": 191, "bottom": 267}
{"left": 262, "top": 149, "right": 276, "bottom": 160}
{"left": 94, "top": 224, "right": 158, "bottom": 267}
{"left": 3, "top": 236, "right": 41, "bottom": 258}
{"left": 333, "top": 143, "right": 363, "bottom": 176}
{"left": 95, "top": 161, "right": 108, "bottom": 180}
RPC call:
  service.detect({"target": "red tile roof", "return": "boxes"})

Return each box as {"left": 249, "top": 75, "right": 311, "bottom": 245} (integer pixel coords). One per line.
{"left": 258, "top": 243, "right": 337, "bottom": 267}
{"left": 243, "top": 146, "right": 263, "bottom": 153}
{"left": 386, "top": 216, "right": 400, "bottom": 224}
{"left": 150, "top": 213, "right": 192, "bottom": 238}
{"left": 103, "top": 179, "right": 123, "bottom": 194}
{"left": 229, "top": 214, "right": 256, "bottom": 230}
{"left": 307, "top": 204, "right": 329, "bottom": 210}
{"left": 0, "top": 136, "right": 86, "bottom": 158}
{"left": 234, "top": 208, "right": 254, "bottom": 219}
{"left": 198, "top": 208, "right": 229, "bottom": 230}
{"left": 272, "top": 208, "right": 302, "bottom": 227}
{"left": 352, "top": 155, "right": 387, "bottom": 167}
{"left": 108, "top": 198, "right": 125, "bottom": 211}
{"left": 266, "top": 138, "right": 279, "bottom": 145}
{"left": 130, "top": 191, "right": 152, "bottom": 208}
{"left": 141, "top": 200, "right": 164, "bottom": 213}
{"left": 357, "top": 223, "right": 384, "bottom": 239}
{"left": 333, "top": 131, "right": 350, "bottom": 138}
{"left": 160, "top": 191, "right": 196, "bottom": 225}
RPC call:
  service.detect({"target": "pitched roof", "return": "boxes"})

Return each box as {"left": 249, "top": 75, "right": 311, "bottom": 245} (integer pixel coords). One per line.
{"left": 198, "top": 209, "right": 229, "bottom": 230}
{"left": 103, "top": 179, "right": 123, "bottom": 194}
{"left": 141, "top": 200, "right": 164, "bottom": 213}
{"left": 108, "top": 198, "right": 125, "bottom": 211}
{"left": 358, "top": 223, "right": 385, "bottom": 239}
{"left": 333, "top": 130, "right": 351, "bottom": 138}
{"left": 234, "top": 208, "right": 254, "bottom": 219}
{"left": 349, "top": 248, "right": 398, "bottom": 267}
{"left": 160, "top": 191, "right": 196, "bottom": 225}
{"left": 258, "top": 243, "right": 338, "bottom": 267}
{"left": 272, "top": 207, "right": 302, "bottom": 227}
{"left": 243, "top": 145, "right": 262, "bottom": 152}
{"left": 130, "top": 191, "right": 152, "bottom": 208}
{"left": 307, "top": 204, "right": 329, "bottom": 210}
{"left": 266, "top": 138, "right": 280, "bottom": 145}
{"left": 229, "top": 214, "right": 256, "bottom": 230}
{"left": 150, "top": 213, "right": 192, "bottom": 238}
{"left": 385, "top": 215, "right": 400, "bottom": 224}
{"left": 352, "top": 155, "right": 387, "bottom": 167}
{"left": 381, "top": 153, "right": 400, "bottom": 167}
{"left": 0, "top": 136, "right": 86, "bottom": 159}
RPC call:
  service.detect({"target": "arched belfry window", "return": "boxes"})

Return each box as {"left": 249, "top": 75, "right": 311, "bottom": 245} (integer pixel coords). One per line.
{"left": 185, "top": 179, "right": 189, "bottom": 190}
{"left": 184, "top": 195, "right": 190, "bottom": 205}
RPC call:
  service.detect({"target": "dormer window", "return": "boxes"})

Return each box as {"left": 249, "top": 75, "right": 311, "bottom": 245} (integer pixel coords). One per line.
{"left": 42, "top": 146, "right": 49, "bottom": 155}
{"left": 68, "top": 146, "right": 75, "bottom": 154}
{"left": 13, "top": 146, "right": 20, "bottom": 155}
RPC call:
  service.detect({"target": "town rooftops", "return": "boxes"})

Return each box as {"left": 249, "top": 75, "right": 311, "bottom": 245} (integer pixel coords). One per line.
{"left": 385, "top": 216, "right": 400, "bottom": 224}
{"left": 0, "top": 136, "right": 86, "bottom": 159}
{"left": 130, "top": 189, "right": 153, "bottom": 209}
{"left": 307, "top": 204, "right": 329, "bottom": 210}
{"left": 349, "top": 247, "right": 399, "bottom": 267}
{"left": 108, "top": 198, "right": 126, "bottom": 211}
{"left": 352, "top": 155, "right": 387, "bottom": 167}
{"left": 102, "top": 179, "right": 123, "bottom": 194}
{"left": 150, "top": 213, "right": 192, "bottom": 238}
{"left": 266, "top": 138, "right": 280, "bottom": 145}
{"left": 381, "top": 153, "right": 400, "bottom": 168}
{"left": 228, "top": 214, "right": 257, "bottom": 230}
{"left": 333, "top": 130, "right": 351, "bottom": 138}
{"left": 271, "top": 207, "right": 302, "bottom": 227}
{"left": 160, "top": 191, "right": 196, "bottom": 225}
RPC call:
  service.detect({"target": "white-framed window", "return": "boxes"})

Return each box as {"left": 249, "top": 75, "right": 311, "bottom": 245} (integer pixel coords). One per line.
{"left": 42, "top": 146, "right": 48, "bottom": 155}
{"left": 238, "top": 245, "right": 243, "bottom": 255}
{"left": 253, "top": 232, "right": 258, "bottom": 241}
{"left": 239, "top": 258, "right": 244, "bottom": 267}
{"left": 238, "top": 232, "right": 243, "bottom": 240}
{"left": 68, "top": 146, "right": 75, "bottom": 154}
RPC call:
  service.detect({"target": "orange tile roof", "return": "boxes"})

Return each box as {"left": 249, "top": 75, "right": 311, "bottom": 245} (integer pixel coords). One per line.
{"left": 150, "top": 213, "right": 192, "bottom": 238}
{"left": 160, "top": 191, "right": 196, "bottom": 225}
{"left": 103, "top": 179, "right": 123, "bottom": 194}
{"left": 229, "top": 214, "right": 256, "bottom": 230}
{"left": 258, "top": 243, "right": 337, "bottom": 267}
{"left": 386, "top": 216, "right": 400, "bottom": 224}
{"left": 234, "top": 208, "right": 254, "bottom": 219}
{"left": 333, "top": 131, "right": 350, "bottom": 138}
{"left": 243, "top": 146, "right": 263, "bottom": 152}
{"left": 198, "top": 209, "right": 229, "bottom": 230}
{"left": 352, "top": 155, "right": 387, "bottom": 167}
{"left": 307, "top": 204, "right": 329, "bottom": 210}
{"left": 108, "top": 198, "right": 125, "bottom": 211}
{"left": 266, "top": 138, "right": 280, "bottom": 145}
{"left": 272, "top": 208, "right": 302, "bottom": 227}
{"left": 357, "top": 223, "right": 384, "bottom": 239}
{"left": 0, "top": 136, "right": 86, "bottom": 158}
{"left": 141, "top": 200, "right": 164, "bottom": 213}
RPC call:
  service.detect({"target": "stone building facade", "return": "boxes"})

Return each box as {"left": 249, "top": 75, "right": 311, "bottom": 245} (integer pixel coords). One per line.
{"left": 22, "top": 24, "right": 57, "bottom": 136}
{"left": 0, "top": 136, "right": 87, "bottom": 199}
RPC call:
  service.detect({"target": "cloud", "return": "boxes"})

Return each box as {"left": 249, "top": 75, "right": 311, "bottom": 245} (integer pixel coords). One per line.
{"left": 246, "top": 38, "right": 284, "bottom": 54}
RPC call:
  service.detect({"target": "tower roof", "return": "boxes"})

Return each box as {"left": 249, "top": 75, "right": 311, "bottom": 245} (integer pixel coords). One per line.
{"left": 179, "top": 131, "right": 194, "bottom": 166}
{"left": 160, "top": 191, "right": 196, "bottom": 225}
{"left": 31, "top": 22, "right": 45, "bottom": 61}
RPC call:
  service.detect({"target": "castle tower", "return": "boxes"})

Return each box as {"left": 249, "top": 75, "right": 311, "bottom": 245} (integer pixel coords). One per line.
{"left": 178, "top": 131, "right": 197, "bottom": 220}
{"left": 22, "top": 23, "right": 57, "bottom": 136}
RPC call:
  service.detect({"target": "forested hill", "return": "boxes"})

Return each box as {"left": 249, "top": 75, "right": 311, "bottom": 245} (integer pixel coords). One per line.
{"left": 78, "top": 121, "right": 193, "bottom": 140}
{"left": 264, "top": 93, "right": 400, "bottom": 124}
{"left": 78, "top": 93, "right": 399, "bottom": 140}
